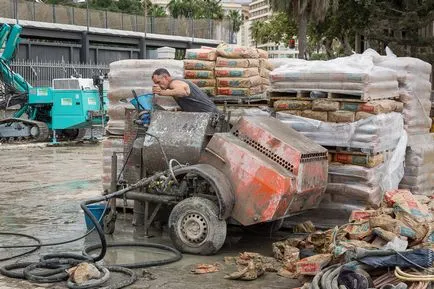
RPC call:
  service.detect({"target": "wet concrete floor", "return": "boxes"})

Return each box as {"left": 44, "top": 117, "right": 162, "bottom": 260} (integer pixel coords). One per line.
{"left": 0, "top": 142, "right": 301, "bottom": 289}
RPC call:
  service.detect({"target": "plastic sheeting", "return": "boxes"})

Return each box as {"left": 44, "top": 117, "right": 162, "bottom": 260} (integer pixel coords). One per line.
{"left": 269, "top": 54, "right": 399, "bottom": 101}
{"left": 326, "top": 131, "right": 407, "bottom": 207}
{"left": 276, "top": 112, "right": 404, "bottom": 153}
{"left": 372, "top": 49, "right": 432, "bottom": 135}
{"left": 107, "top": 59, "right": 184, "bottom": 135}
{"left": 399, "top": 133, "right": 434, "bottom": 195}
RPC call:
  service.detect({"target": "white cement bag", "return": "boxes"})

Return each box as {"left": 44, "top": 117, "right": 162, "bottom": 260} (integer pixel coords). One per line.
{"left": 276, "top": 112, "right": 404, "bottom": 153}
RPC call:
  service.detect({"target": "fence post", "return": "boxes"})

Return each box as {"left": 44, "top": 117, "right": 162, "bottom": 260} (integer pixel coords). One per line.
{"left": 14, "top": 0, "right": 18, "bottom": 22}
{"left": 105, "top": 10, "right": 108, "bottom": 29}
{"left": 72, "top": 7, "right": 75, "bottom": 25}
{"left": 121, "top": 13, "right": 124, "bottom": 30}
{"left": 33, "top": 0, "right": 35, "bottom": 21}
{"left": 52, "top": 4, "right": 56, "bottom": 23}
{"left": 86, "top": 1, "right": 89, "bottom": 32}
{"left": 135, "top": 14, "right": 138, "bottom": 32}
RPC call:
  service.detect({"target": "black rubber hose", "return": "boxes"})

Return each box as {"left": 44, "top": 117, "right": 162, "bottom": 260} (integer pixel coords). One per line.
{"left": 82, "top": 242, "right": 182, "bottom": 269}
{"left": 23, "top": 259, "right": 81, "bottom": 283}
{"left": 0, "top": 232, "right": 41, "bottom": 261}
{"left": 103, "top": 266, "right": 138, "bottom": 289}
{"left": 40, "top": 253, "right": 93, "bottom": 262}
{"left": 0, "top": 262, "right": 68, "bottom": 279}
{"left": 0, "top": 203, "right": 109, "bottom": 249}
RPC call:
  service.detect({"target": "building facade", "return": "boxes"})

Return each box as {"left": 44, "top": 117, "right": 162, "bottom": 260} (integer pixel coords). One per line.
{"left": 248, "top": 0, "right": 298, "bottom": 58}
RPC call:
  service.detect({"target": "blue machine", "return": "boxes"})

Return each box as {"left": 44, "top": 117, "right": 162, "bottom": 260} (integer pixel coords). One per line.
{"left": 0, "top": 23, "right": 108, "bottom": 143}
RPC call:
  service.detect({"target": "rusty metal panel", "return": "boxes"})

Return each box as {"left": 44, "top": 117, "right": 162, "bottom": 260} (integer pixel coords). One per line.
{"left": 201, "top": 133, "right": 297, "bottom": 225}
{"left": 201, "top": 115, "right": 328, "bottom": 226}
{"left": 142, "top": 111, "right": 213, "bottom": 173}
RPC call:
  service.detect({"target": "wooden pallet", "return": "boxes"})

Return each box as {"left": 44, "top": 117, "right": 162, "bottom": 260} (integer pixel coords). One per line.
{"left": 268, "top": 89, "right": 399, "bottom": 103}
{"left": 210, "top": 94, "right": 269, "bottom": 105}
{"left": 323, "top": 145, "right": 389, "bottom": 155}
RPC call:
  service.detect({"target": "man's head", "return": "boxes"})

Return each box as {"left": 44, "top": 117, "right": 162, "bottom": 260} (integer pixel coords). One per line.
{"left": 152, "top": 68, "right": 172, "bottom": 89}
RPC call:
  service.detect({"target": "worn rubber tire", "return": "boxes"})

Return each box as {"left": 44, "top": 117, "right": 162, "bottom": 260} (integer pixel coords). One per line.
{"left": 168, "top": 197, "right": 226, "bottom": 255}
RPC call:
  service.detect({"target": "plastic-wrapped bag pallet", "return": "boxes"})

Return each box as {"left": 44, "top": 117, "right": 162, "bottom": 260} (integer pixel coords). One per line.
{"left": 108, "top": 59, "right": 183, "bottom": 135}
{"left": 326, "top": 132, "right": 407, "bottom": 207}
{"left": 276, "top": 112, "right": 404, "bottom": 153}
{"left": 373, "top": 50, "right": 433, "bottom": 135}
{"left": 222, "top": 107, "right": 271, "bottom": 125}
{"left": 399, "top": 134, "right": 434, "bottom": 195}
{"left": 270, "top": 54, "right": 399, "bottom": 101}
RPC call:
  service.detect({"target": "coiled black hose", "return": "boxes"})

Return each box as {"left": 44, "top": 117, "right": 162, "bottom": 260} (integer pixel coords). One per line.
{"left": 0, "top": 232, "right": 41, "bottom": 261}
{"left": 83, "top": 242, "right": 182, "bottom": 269}
{"left": 0, "top": 175, "right": 183, "bottom": 288}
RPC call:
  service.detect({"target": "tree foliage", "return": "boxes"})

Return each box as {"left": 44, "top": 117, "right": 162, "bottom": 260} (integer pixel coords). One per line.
{"left": 270, "top": 0, "right": 332, "bottom": 59}
{"left": 148, "top": 4, "right": 167, "bottom": 17}
{"left": 250, "top": 13, "right": 297, "bottom": 47}
{"left": 167, "top": 0, "right": 224, "bottom": 19}
{"left": 226, "top": 10, "right": 243, "bottom": 33}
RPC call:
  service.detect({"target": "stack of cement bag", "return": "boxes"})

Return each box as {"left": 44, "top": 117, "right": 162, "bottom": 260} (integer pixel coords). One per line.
{"left": 274, "top": 98, "right": 403, "bottom": 122}
{"left": 214, "top": 43, "right": 266, "bottom": 98}
{"left": 270, "top": 55, "right": 399, "bottom": 101}
{"left": 103, "top": 59, "right": 183, "bottom": 192}
{"left": 431, "top": 92, "right": 434, "bottom": 132}
{"left": 272, "top": 53, "right": 407, "bottom": 208}
{"left": 374, "top": 53, "right": 432, "bottom": 135}
{"left": 259, "top": 56, "right": 272, "bottom": 92}
{"left": 184, "top": 48, "right": 217, "bottom": 96}
{"left": 277, "top": 112, "right": 407, "bottom": 208}
{"left": 372, "top": 51, "right": 434, "bottom": 196}
{"left": 398, "top": 134, "right": 434, "bottom": 195}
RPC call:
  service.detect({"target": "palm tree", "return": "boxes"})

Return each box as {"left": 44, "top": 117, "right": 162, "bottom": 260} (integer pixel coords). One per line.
{"left": 250, "top": 20, "right": 266, "bottom": 48}
{"left": 167, "top": 0, "right": 183, "bottom": 18}
{"left": 270, "top": 0, "right": 332, "bottom": 59}
{"left": 203, "top": 0, "right": 224, "bottom": 20}
{"left": 226, "top": 10, "right": 243, "bottom": 44}
{"left": 148, "top": 4, "right": 167, "bottom": 17}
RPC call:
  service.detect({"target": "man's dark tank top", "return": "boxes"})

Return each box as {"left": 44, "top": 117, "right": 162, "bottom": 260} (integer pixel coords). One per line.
{"left": 171, "top": 78, "right": 219, "bottom": 113}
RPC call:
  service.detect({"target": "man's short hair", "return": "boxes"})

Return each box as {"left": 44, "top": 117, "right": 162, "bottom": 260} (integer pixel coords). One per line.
{"left": 152, "top": 68, "right": 171, "bottom": 77}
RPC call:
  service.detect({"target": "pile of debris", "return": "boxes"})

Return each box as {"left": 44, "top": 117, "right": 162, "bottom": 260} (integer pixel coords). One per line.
{"left": 223, "top": 189, "right": 434, "bottom": 289}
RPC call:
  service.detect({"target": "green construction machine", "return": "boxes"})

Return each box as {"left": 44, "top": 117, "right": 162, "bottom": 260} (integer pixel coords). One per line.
{"left": 0, "top": 23, "right": 108, "bottom": 143}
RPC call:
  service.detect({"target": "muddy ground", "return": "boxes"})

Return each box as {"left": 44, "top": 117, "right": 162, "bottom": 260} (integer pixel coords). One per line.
{"left": 0, "top": 142, "right": 301, "bottom": 289}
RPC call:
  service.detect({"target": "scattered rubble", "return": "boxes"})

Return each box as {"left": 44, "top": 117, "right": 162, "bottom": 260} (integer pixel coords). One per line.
{"left": 222, "top": 189, "right": 434, "bottom": 286}
{"left": 191, "top": 263, "right": 220, "bottom": 274}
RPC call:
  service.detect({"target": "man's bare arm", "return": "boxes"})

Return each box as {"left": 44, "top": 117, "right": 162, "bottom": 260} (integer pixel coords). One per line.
{"left": 160, "top": 80, "right": 190, "bottom": 97}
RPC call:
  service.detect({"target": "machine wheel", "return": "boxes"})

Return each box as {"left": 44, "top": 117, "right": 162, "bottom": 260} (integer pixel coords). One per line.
{"left": 59, "top": 129, "right": 86, "bottom": 141}
{"left": 168, "top": 197, "right": 226, "bottom": 255}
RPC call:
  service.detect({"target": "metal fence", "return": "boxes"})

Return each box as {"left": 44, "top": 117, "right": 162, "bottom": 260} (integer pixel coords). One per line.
{"left": 10, "top": 59, "right": 109, "bottom": 87}
{"left": 0, "top": 0, "right": 231, "bottom": 42}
